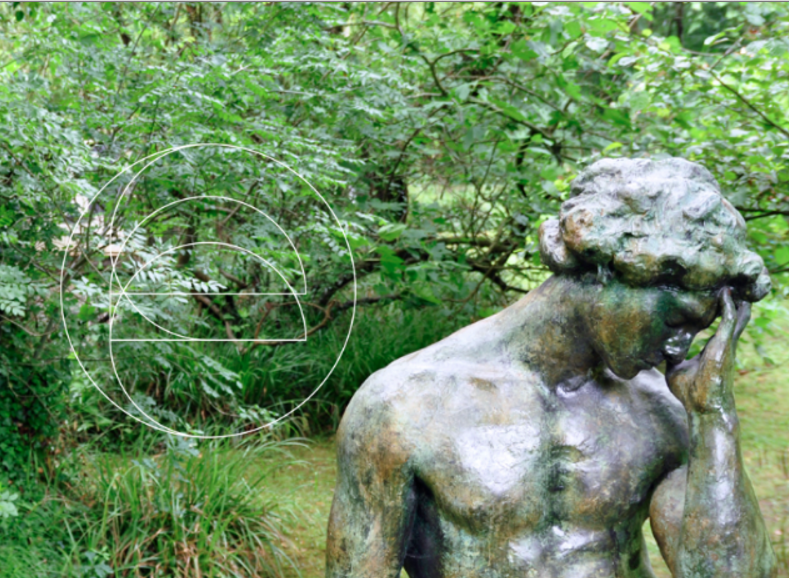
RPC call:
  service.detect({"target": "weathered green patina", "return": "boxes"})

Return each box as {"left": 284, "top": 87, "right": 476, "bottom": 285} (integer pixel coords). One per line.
{"left": 326, "top": 158, "right": 777, "bottom": 578}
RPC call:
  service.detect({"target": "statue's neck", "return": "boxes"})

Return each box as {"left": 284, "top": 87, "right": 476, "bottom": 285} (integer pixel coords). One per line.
{"left": 495, "top": 275, "right": 602, "bottom": 390}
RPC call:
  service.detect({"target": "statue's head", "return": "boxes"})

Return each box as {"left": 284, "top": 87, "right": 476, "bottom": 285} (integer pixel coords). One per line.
{"left": 539, "top": 157, "right": 770, "bottom": 379}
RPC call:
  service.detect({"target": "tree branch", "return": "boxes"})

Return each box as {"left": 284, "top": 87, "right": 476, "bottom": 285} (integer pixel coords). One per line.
{"left": 191, "top": 293, "right": 238, "bottom": 345}
{"left": 468, "top": 97, "right": 553, "bottom": 141}
{"left": 218, "top": 268, "right": 247, "bottom": 288}
{"left": 710, "top": 71, "right": 789, "bottom": 136}
{"left": 418, "top": 53, "right": 448, "bottom": 96}
{"left": 333, "top": 293, "right": 402, "bottom": 314}
{"left": 742, "top": 210, "right": 789, "bottom": 222}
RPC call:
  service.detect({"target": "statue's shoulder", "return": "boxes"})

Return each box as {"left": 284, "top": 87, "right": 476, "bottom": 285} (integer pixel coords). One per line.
{"left": 335, "top": 359, "right": 448, "bottom": 471}
{"left": 354, "top": 334, "right": 521, "bottom": 403}
{"left": 349, "top": 357, "right": 460, "bottom": 415}
{"left": 344, "top": 343, "right": 536, "bottom": 436}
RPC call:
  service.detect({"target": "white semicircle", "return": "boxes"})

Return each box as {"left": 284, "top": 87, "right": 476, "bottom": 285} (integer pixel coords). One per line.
{"left": 111, "top": 194, "right": 307, "bottom": 298}
{"left": 111, "top": 241, "right": 308, "bottom": 342}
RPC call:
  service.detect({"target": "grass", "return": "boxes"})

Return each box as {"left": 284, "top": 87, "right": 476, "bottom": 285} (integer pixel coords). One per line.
{"left": 730, "top": 309, "right": 789, "bottom": 577}
{"left": 0, "top": 436, "right": 304, "bottom": 578}
{"left": 0, "top": 498, "right": 73, "bottom": 578}
{"left": 77, "top": 440, "right": 298, "bottom": 577}
{"left": 252, "top": 438, "right": 338, "bottom": 578}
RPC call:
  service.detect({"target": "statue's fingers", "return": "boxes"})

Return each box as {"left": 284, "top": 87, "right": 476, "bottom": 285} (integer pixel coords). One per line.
{"left": 698, "top": 289, "right": 736, "bottom": 364}
{"left": 710, "top": 288, "right": 737, "bottom": 344}
{"left": 733, "top": 301, "right": 752, "bottom": 344}
{"left": 719, "top": 287, "right": 736, "bottom": 333}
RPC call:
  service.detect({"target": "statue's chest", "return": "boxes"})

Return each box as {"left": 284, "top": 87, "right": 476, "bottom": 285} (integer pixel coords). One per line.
{"left": 415, "top": 384, "right": 682, "bottom": 534}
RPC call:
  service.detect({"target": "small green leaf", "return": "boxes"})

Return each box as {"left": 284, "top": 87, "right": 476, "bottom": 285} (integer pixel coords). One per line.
{"left": 78, "top": 304, "right": 96, "bottom": 321}
{"left": 511, "top": 39, "right": 538, "bottom": 61}
{"left": 625, "top": 2, "right": 651, "bottom": 14}
{"left": 454, "top": 83, "right": 470, "bottom": 101}
{"left": 586, "top": 36, "right": 608, "bottom": 53}
{"left": 565, "top": 82, "right": 582, "bottom": 99}
{"left": 587, "top": 18, "right": 618, "bottom": 35}
{"left": 565, "top": 21, "right": 582, "bottom": 40}
{"left": 495, "top": 21, "right": 516, "bottom": 35}
{"left": 412, "top": 284, "right": 442, "bottom": 305}
{"left": 704, "top": 31, "right": 727, "bottom": 47}
{"left": 562, "top": 41, "right": 579, "bottom": 58}
{"left": 378, "top": 223, "right": 407, "bottom": 241}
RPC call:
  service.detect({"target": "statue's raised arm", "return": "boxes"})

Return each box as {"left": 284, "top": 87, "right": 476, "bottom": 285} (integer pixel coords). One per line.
{"left": 327, "top": 157, "right": 776, "bottom": 578}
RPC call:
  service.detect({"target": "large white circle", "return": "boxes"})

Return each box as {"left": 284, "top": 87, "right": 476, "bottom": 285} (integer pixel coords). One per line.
{"left": 60, "top": 143, "right": 357, "bottom": 439}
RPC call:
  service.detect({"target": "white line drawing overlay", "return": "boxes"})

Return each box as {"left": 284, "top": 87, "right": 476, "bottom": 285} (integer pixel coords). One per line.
{"left": 114, "top": 195, "right": 308, "bottom": 297}
{"left": 60, "top": 143, "right": 357, "bottom": 439}
{"left": 111, "top": 241, "right": 308, "bottom": 341}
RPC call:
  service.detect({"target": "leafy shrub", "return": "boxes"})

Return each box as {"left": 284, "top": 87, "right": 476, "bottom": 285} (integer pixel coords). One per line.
{"left": 0, "top": 328, "right": 70, "bottom": 485}
{"left": 1, "top": 0, "right": 786, "bottom": 478}
{"left": 60, "top": 436, "right": 300, "bottom": 578}
{"left": 67, "top": 304, "right": 473, "bottom": 440}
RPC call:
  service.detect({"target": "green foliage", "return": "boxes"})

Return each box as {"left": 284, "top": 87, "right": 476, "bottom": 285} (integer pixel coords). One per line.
{"left": 0, "top": 329, "right": 70, "bottom": 484}
{"left": 0, "top": 482, "right": 20, "bottom": 520}
{"left": 61, "top": 436, "right": 299, "bottom": 578}
{"left": 0, "top": 495, "right": 71, "bottom": 578}
{"left": 0, "top": 1, "right": 786, "bottom": 474}
{"left": 0, "top": 435, "right": 301, "bottom": 578}
{"left": 0, "top": 6, "right": 785, "bottom": 576}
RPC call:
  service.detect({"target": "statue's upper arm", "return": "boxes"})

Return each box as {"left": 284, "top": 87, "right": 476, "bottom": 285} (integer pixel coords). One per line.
{"left": 650, "top": 464, "right": 687, "bottom": 577}
{"left": 326, "top": 377, "right": 416, "bottom": 578}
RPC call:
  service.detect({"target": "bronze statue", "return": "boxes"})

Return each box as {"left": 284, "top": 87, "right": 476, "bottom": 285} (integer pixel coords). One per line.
{"left": 326, "top": 158, "right": 777, "bottom": 578}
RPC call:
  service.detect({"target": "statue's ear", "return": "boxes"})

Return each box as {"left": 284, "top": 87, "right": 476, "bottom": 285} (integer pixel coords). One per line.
{"left": 539, "top": 219, "right": 579, "bottom": 273}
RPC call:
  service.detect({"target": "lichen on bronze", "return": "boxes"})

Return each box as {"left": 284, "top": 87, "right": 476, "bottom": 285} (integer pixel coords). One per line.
{"left": 327, "top": 157, "right": 777, "bottom": 578}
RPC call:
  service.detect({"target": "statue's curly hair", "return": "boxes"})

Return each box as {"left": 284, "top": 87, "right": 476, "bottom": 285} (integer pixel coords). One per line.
{"left": 539, "top": 157, "right": 771, "bottom": 302}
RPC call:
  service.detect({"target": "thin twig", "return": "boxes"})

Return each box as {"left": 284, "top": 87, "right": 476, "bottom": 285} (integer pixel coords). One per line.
{"left": 743, "top": 210, "right": 789, "bottom": 221}
{"left": 418, "top": 53, "right": 448, "bottom": 96}
{"left": 710, "top": 71, "right": 788, "bottom": 136}
{"left": 1, "top": 315, "right": 58, "bottom": 337}
{"left": 709, "top": 36, "right": 743, "bottom": 72}
{"left": 468, "top": 97, "right": 553, "bottom": 140}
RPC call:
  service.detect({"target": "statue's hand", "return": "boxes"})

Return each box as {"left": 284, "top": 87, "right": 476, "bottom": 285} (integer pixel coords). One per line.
{"left": 666, "top": 288, "right": 751, "bottom": 414}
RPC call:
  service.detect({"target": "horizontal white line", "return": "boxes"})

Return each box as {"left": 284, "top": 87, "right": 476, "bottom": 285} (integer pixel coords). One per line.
{"left": 117, "top": 292, "right": 306, "bottom": 296}
{"left": 110, "top": 338, "right": 308, "bottom": 342}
